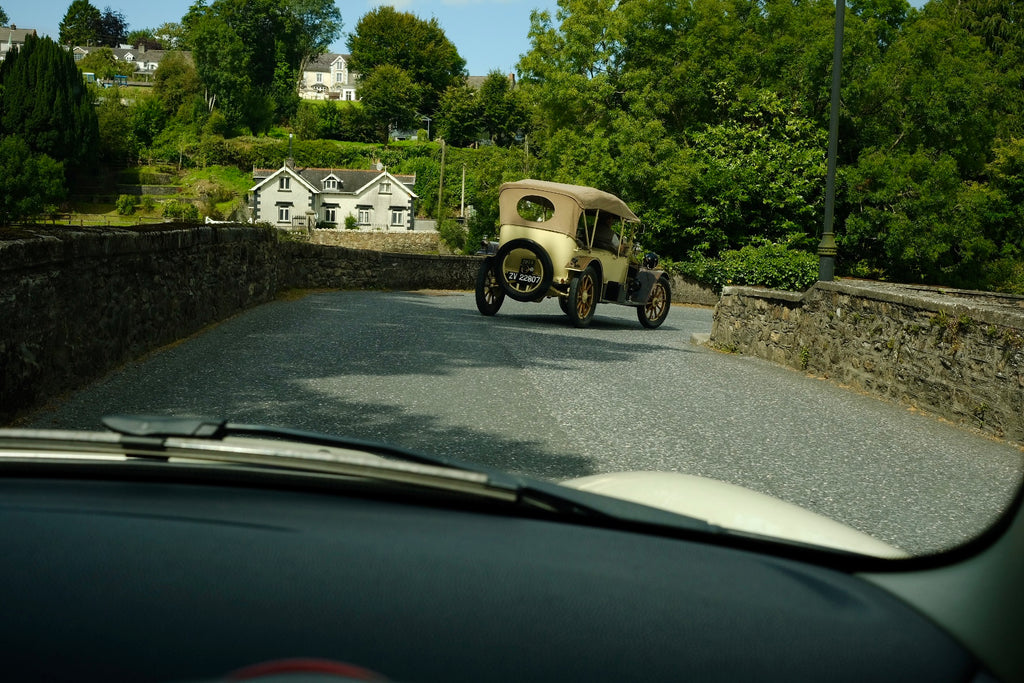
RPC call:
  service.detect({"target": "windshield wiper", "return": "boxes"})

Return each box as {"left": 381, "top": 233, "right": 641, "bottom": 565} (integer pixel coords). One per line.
{"left": 100, "top": 415, "right": 721, "bottom": 532}
{"left": 102, "top": 414, "right": 483, "bottom": 471}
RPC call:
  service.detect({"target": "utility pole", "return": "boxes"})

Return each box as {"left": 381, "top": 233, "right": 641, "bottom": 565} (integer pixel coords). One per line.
{"left": 818, "top": 0, "right": 844, "bottom": 282}
{"left": 437, "top": 138, "right": 446, "bottom": 226}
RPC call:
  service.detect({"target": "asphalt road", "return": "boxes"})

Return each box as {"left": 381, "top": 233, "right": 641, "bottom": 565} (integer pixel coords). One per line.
{"left": 25, "top": 290, "right": 1024, "bottom": 555}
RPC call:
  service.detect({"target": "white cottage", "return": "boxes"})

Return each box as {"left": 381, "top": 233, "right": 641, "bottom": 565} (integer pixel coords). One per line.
{"left": 250, "top": 164, "right": 417, "bottom": 230}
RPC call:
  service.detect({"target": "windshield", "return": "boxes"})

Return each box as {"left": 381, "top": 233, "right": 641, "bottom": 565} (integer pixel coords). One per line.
{"left": 2, "top": 0, "right": 1023, "bottom": 561}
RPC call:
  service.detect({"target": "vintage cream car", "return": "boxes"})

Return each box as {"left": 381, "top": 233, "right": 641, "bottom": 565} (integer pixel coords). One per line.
{"left": 475, "top": 179, "right": 671, "bottom": 328}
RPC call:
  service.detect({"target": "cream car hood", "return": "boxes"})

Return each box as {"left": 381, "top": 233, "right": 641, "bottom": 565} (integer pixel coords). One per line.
{"left": 561, "top": 471, "right": 908, "bottom": 559}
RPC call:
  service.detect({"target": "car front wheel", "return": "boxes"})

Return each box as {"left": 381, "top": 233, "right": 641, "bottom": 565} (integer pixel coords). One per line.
{"left": 568, "top": 266, "right": 598, "bottom": 328}
{"left": 638, "top": 276, "right": 671, "bottom": 329}
{"left": 475, "top": 258, "right": 505, "bottom": 316}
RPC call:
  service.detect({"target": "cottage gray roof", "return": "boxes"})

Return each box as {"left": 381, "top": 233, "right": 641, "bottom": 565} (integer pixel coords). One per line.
{"left": 253, "top": 167, "right": 415, "bottom": 194}
{"left": 1, "top": 26, "right": 36, "bottom": 47}
{"left": 306, "top": 52, "right": 353, "bottom": 72}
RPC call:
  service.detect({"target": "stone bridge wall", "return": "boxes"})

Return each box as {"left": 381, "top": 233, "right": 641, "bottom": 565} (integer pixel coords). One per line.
{"left": 0, "top": 225, "right": 477, "bottom": 424}
{"left": 711, "top": 281, "right": 1024, "bottom": 443}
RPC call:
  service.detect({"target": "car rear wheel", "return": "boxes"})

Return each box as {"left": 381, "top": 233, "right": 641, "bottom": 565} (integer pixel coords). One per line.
{"left": 475, "top": 258, "right": 505, "bottom": 316}
{"left": 638, "top": 276, "right": 671, "bottom": 329}
{"left": 568, "top": 266, "right": 598, "bottom": 328}
{"left": 494, "top": 239, "right": 554, "bottom": 302}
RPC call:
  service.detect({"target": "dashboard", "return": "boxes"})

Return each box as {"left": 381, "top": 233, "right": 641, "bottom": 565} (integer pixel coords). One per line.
{"left": 0, "top": 465, "right": 983, "bottom": 682}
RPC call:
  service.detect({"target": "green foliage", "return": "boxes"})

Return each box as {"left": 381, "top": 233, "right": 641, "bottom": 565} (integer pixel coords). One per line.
{"left": 344, "top": 214, "right": 358, "bottom": 230}
{"left": 162, "top": 199, "right": 200, "bottom": 222}
{"left": 77, "top": 48, "right": 135, "bottom": 80}
{"left": 95, "top": 85, "right": 135, "bottom": 163}
{"left": 358, "top": 65, "right": 420, "bottom": 142}
{"left": 0, "top": 135, "right": 66, "bottom": 225}
{"left": 184, "top": 0, "right": 341, "bottom": 133}
{"left": 478, "top": 71, "right": 527, "bottom": 146}
{"left": 115, "top": 194, "right": 138, "bottom": 215}
{"left": 437, "top": 85, "right": 480, "bottom": 147}
{"left": 675, "top": 237, "right": 819, "bottom": 292}
{"left": 59, "top": 0, "right": 101, "bottom": 47}
{"left": 437, "top": 219, "right": 467, "bottom": 253}
{"left": 153, "top": 51, "right": 201, "bottom": 118}
{"left": 97, "top": 7, "right": 128, "bottom": 47}
{"left": 0, "top": 34, "right": 98, "bottom": 170}
{"left": 514, "top": 0, "right": 1024, "bottom": 293}
{"left": 347, "top": 6, "right": 466, "bottom": 116}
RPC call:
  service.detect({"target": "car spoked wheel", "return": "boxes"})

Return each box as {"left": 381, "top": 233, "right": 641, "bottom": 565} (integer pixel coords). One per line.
{"left": 638, "top": 276, "right": 671, "bottom": 329}
{"left": 494, "top": 238, "right": 554, "bottom": 302}
{"left": 475, "top": 258, "right": 505, "bottom": 316}
{"left": 568, "top": 266, "right": 598, "bottom": 328}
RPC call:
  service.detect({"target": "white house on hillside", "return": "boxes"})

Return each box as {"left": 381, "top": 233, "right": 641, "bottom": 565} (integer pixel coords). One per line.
{"left": 250, "top": 164, "right": 417, "bottom": 230}
{"left": 1, "top": 25, "right": 37, "bottom": 61}
{"left": 299, "top": 53, "right": 358, "bottom": 101}
{"left": 71, "top": 45, "right": 187, "bottom": 78}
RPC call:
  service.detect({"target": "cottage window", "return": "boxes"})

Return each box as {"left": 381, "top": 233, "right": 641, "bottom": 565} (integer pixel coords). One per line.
{"left": 324, "top": 208, "right": 337, "bottom": 223}
{"left": 316, "top": 73, "right": 322, "bottom": 83}
{"left": 279, "top": 176, "right": 290, "bottom": 191}
{"left": 324, "top": 178, "right": 337, "bottom": 190}
{"left": 278, "top": 206, "right": 290, "bottom": 222}
{"left": 358, "top": 209, "right": 370, "bottom": 224}
{"left": 391, "top": 210, "right": 404, "bottom": 226}
{"left": 380, "top": 180, "right": 391, "bottom": 194}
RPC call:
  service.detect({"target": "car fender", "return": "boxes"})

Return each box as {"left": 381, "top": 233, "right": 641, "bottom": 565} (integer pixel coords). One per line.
{"left": 630, "top": 267, "right": 666, "bottom": 304}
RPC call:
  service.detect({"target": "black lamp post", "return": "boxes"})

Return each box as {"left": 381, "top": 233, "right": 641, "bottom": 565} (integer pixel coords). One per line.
{"left": 819, "top": 0, "right": 845, "bottom": 282}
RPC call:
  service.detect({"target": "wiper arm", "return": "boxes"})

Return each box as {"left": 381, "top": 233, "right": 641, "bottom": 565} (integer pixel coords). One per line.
{"left": 101, "top": 415, "right": 486, "bottom": 473}
{"left": 99, "top": 415, "right": 717, "bottom": 534}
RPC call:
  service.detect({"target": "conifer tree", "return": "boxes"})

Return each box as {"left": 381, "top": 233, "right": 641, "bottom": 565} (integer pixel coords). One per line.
{"left": 0, "top": 34, "right": 98, "bottom": 169}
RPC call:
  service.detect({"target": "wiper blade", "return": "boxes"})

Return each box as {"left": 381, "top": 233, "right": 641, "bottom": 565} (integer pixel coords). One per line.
{"left": 102, "top": 415, "right": 488, "bottom": 472}
{"left": 100, "top": 416, "right": 717, "bottom": 532}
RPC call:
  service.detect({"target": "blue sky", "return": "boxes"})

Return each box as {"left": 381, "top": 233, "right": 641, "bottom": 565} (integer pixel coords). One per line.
{"left": 7, "top": 0, "right": 928, "bottom": 77}
{"left": 4, "top": 0, "right": 561, "bottom": 76}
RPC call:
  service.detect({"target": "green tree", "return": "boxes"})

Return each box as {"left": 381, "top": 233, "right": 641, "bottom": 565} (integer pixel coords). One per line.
{"left": 0, "top": 34, "right": 98, "bottom": 169}
{"left": 153, "top": 50, "right": 202, "bottom": 118}
{"left": 59, "top": 0, "right": 101, "bottom": 46}
{"left": 288, "top": 0, "right": 344, "bottom": 72}
{"left": 478, "top": 71, "right": 527, "bottom": 146}
{"left": 96, "top": 85, "right": 134, "bottom": 162}
{"left": 154, "top": 22, "right": 187, "bottom": 49}
{"left": 0, "top": 6, "right": 8, "bottom": 25}
{"left": 184, "top": 0, "right": 342, "bottom": 133}
{"left": 97, "top": 6, "right": 127, "bottom": 47}
{"left": 358, "top": 64, "right": 420, "bottom": 142}
{"left": 437, "top": 85, "right": 480, "bottom": 147}
{"left": 347, "top": 7, "right": 466, "bottom": 115}
{"left": 126, "top": 28, "right": 161, "bottom": 50}
{"left": 0, "top": 136, "right": 66, "bottom": 225}
{"left": 77, "top": 47, "right": 134, "bottom": 80}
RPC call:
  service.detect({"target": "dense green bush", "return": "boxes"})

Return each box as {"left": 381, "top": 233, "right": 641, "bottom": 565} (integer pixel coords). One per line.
{"left": 674, "top": 238, "right": 819, "bottom": 292}
{"left": 162, "top": 199, "right": 201, "bottom": 222}
{"left": 115, "top": 194, "right": 138, "bottom": 215}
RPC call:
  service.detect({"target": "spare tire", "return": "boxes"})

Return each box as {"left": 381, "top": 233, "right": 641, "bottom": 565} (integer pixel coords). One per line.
{"left": 493, "top": 238, "right": 554, "bottom": 302}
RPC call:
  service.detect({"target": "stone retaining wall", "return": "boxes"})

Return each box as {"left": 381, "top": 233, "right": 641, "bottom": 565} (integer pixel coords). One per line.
{"left": 310, "top": 229, "right": 443, "bottom": 254}
{"left": 711, "top": 281, "right": 1024, "bottom": 442}
{"left": 0, "top": 225, "right": 475, "bottom": 424}
{"left": 0, "top": 223, "right": 721, "bottom": 424}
